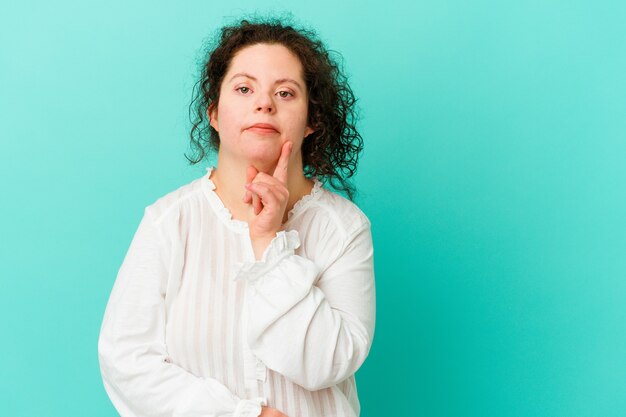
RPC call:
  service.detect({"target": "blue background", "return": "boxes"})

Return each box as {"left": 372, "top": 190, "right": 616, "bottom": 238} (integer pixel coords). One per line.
{"left": 1, "top": 1, "right": 625, "bottom": 416}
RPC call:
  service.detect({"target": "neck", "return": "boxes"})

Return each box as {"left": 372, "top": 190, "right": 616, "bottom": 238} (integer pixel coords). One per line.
{"left": 210, "top": 149, "right": 313, "bottom": 223}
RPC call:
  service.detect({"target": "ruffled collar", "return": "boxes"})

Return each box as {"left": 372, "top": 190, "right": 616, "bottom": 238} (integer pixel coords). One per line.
{"left": 202, "top": 166, "right": 323, "bottom": 233}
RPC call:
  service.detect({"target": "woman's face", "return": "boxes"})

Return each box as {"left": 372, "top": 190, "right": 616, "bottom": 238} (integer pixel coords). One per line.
{"left": 209, "top": 43, "right": 314, "bottom": 169}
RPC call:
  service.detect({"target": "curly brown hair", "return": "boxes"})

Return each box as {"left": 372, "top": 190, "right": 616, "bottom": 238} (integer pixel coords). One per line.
{"left": 185, "top": 15, "right": 363, "bottom": 200}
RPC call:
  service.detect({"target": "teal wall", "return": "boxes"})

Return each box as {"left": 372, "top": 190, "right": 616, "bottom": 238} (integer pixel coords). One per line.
{"left": 1, "top": 1, "right": 625, "bottom": 416}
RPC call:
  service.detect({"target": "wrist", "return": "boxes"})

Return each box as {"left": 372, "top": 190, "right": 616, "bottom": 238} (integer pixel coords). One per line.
{"left": 250, "top": 233, "right": 277, "bottom": 261}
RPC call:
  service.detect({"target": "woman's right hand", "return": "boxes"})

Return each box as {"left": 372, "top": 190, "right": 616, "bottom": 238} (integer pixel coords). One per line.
{"left": 259, "top": 405, "right": 289, "bottom": 417}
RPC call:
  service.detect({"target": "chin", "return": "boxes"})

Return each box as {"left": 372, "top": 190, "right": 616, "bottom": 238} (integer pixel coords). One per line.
{"left": 243, "top": 146, "right": 281, "bottom": 169}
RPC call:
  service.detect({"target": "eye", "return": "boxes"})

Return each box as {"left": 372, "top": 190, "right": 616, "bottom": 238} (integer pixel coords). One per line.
{"left": 277, "top": 91, "right": 294, "bottom": 98}
{"left": 236, "top": 86, "right": 251, "bottom": 94}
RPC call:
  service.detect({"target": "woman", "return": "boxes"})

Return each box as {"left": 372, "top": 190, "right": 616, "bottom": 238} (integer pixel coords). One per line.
{"left": 98, "top": 17, "right": 376, "bottom": 417}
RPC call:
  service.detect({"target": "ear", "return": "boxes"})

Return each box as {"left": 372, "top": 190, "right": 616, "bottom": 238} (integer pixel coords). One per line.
{"left": 208, "top": 103, "right": 218, "bottom": 132}
{"left": 304, "top": 125, "right": 315, "bottom": 138}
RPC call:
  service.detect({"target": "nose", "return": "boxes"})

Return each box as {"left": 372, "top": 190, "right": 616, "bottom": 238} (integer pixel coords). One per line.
{"left": 254, "top": 91, "right": 275, "bottom": 113}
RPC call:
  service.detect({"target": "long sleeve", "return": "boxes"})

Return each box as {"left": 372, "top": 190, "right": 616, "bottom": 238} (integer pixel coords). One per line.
{"left": 233, "top": 221, "right": 376, "bottom": 392}
{"left": 98, "top": 208, "right": 266, "bottom": 417}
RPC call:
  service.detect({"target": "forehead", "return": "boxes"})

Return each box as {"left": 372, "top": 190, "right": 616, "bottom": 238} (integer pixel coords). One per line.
{"left": 225, "top": 43, "right": 305, "bottom": 82}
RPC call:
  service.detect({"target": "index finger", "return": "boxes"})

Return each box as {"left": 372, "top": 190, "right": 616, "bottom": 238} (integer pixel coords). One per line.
{"left": 272, "top": 141, "right": 292, "bottom": 183}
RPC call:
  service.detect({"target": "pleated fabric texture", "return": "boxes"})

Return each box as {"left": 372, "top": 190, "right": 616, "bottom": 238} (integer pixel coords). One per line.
{"left": 98, "top": 167, "right": 376, "bottom": 417}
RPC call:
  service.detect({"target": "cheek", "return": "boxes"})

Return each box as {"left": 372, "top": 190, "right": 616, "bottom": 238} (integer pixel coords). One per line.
{"left": 217, "top": 107, "right": 241, "bottom": 132}
{"left": 287, "top": 105, "right": 310, "bottom": 132}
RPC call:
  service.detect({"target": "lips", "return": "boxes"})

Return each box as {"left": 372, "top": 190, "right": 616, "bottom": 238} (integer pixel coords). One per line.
{"left": 247, "top": 123, "right": 279, "bottom": 133}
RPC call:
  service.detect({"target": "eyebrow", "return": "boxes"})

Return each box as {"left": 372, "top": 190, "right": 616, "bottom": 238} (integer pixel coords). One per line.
{"left": 228, "top": 72, "right": 303, "bottom": 90}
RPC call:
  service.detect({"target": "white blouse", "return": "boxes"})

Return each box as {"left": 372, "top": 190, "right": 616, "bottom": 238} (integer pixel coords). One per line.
{"left": 98, "top": 167, "right": 376, "bottom": 417}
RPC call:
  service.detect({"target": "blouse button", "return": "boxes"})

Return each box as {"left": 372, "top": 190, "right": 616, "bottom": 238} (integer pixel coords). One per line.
{"left": 255, "top": 359, "right": 267, "bottom": 381}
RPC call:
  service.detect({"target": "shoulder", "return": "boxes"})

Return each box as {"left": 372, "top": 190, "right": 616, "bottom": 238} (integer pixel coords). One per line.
{"left": 294, "top": 185, "right": 372, "bottom": 271}
{"left": 320, "top": 188, "right": 370, "bottom": 233}
{"left": 143, "top": 174, "right": 207, "bottom": 225}
{"left": 301, "top": 183, "right": 371, "bottom": 243}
